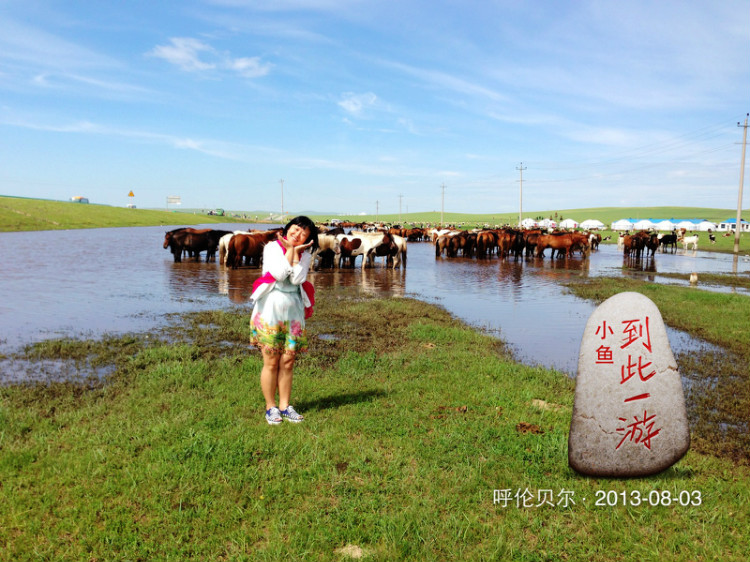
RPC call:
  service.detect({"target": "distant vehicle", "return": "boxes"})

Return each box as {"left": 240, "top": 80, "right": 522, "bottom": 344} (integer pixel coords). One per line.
{"left": 127, "top": 204, "right": 136, "bottom": 209}
{"left": 70, "top": 196, "right": 89, "bottom": 204}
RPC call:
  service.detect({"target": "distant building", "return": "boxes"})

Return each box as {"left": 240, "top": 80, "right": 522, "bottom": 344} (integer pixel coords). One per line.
{"left": 70, "top": 196, "right": 89, "bottom": 204}
{"left": 718, "top": 218, "right": 750, "bottom": 232}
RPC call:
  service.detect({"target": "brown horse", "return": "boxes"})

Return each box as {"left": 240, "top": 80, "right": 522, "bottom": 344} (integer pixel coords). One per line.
{"left": 475, "top": 230, "right": 498, "bottom": 258}
{"left": 495, "top": 228, "right": 525, "bottom": 259}
{"left": 163, "top": 228, "right": 232, "bottom": 262}
{"left": 163, "top": 227, "right": 212, "bottom": 260}
{"left": 336, "top": 236, "right": 363, "bottom": 268}
{"left": 536, "top": 232, "right": 587, "bottom": 259}
{"left": 523, "top": 229, "right": 542, "bottom": 257}
{"left": 622, "top": 231, "right": 652, "bottom": 259}
{"left": 227, "top": 230, "right": 278, "bottom": 269}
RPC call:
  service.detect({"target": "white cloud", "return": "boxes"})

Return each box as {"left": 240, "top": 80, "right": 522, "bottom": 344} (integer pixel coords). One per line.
{"left": 148, "top": 37, "right": 271, "bottom": 78}
{"left": 338, "top": 92, "right": 378, "bottom": 117}
{"left": 226, "top": 56, "right": 272, "bottom": 78}
{"left": 148, "top": 38, "right": 216, "bottom": 72}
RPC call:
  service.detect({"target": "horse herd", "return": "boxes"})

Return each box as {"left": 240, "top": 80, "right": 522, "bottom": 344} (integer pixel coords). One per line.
{"left": 431, "top": 228, "right": 601, "bottom": 260}
{"left": 163, "top": 223, "right": 611, "bottom": 272}
{"left": 163, "top": 219, "right": 714, "bottom": 279}
{"left": 616, "top": 229, "right": 699, "bottom": 259}
{"left": 162, "top": 225, "right": 409, "bottom": 269}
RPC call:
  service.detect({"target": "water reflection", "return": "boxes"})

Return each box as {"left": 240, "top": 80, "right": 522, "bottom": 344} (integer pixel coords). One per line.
{"left": 622, "top": 255, "right": 657, "bottom": 273}
{"left": 311, "top": 268, "right": 407, "bottom": 297}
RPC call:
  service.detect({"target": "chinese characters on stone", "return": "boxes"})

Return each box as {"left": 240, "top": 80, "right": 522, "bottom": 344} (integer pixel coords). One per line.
{"left": 595, "top": 316, "right": 661, "bottom": 451}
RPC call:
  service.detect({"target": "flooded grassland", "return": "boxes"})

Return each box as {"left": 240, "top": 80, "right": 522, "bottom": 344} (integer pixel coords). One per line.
{"left": 1, "top": 225, "right": 749, "bottom": 462}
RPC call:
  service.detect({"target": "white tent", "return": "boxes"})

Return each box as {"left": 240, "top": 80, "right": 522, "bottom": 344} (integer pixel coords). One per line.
{"left": 538, "top": 219, "right": 557, "bottom": 229}
{"left": 633, "top": 219, "right": 656, "bottom": 230}
{"left": 520, "top": 218, "right": 538, "bottom": 229}
{"left": 675, "top": 220, "right": 698, "bottom": 231}
{"left": 579, "top": 219, "right": 605, "bottom": 230}
{"left": 559, "top": 218, "right": 578, "bottom": 229}
{"left": 654, "top": 220, "right": 677, "bottom": 231}
{"left": 611, "top": 219, "right": 634, "bottom": 231}
{"left": 696, "top": 220, "right": 717, "bottom": 232}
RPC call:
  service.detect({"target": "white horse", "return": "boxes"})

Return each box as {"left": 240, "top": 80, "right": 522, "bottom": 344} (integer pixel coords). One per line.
{"left": 313, "top": 233, "right": 339, "bottom": 268}
{"left": 680, "top": 235, "right": 699, "bottom": 251}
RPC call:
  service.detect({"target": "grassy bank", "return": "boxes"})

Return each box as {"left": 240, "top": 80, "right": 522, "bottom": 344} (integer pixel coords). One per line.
{"left": 1, "top": 287, "right": 749, "bottom": 560}
{"left": 0, "top": 196, "right": 248, "bottom": 231}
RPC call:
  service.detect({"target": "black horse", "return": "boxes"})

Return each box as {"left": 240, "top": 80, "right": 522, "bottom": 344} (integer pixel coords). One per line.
{"left": 659, "top": 233, "right": 678, "bottom": 253}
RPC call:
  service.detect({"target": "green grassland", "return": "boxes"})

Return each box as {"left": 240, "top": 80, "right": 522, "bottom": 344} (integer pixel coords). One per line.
{"left": 1, "top": 286, "right": 749, "bottom": 561}
{"left": 2, "top": 195, "right": 745, "bottom": 234}
{"left": 0, "top": 196, "right": 248, "bottom": 232}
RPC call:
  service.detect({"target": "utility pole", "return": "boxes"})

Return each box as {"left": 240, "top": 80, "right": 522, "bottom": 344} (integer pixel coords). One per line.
{"left": 440, "top": 183, "right": 446, "bottom": 228}
{"left": 516, "top": 162, "right": 527, "bottom": 227}
{"left": 279, "top": 179, "right": 284, "bottom": 221}
{"left": 735, "top": 114, "right": 748, "bottom": 254}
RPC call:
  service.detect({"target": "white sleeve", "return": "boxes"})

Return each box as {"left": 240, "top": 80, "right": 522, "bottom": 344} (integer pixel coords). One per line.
{"left": 289, "top": 250, "right": 312, "bottom": 285}
{"left": 263, "top": 242, "right": 293, "bottom": 281}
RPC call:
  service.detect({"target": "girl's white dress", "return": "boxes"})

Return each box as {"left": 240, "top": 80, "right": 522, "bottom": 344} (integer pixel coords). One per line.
{"left": 249, "top": 241, "right": 312, "bottom": 354}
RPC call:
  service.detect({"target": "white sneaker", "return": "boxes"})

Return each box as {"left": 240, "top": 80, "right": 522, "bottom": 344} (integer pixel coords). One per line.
{"left": 280, "top": 405, "right": 304, "bottom": 423}
{"left": 265, "top": 407, "right": 282, "bottom": 425}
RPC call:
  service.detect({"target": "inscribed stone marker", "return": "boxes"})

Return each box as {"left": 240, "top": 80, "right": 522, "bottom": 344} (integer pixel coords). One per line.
{"left": 568, "top": 292, "right": 690, "bottom": 477}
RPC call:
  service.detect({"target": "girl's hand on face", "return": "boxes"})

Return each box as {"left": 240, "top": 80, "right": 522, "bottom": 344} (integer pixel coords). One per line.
{"left": 295, "top": 240, "right": 314, "bottom": 254}
{"left": 277, "top": 233, "right": 295, "bottom": 251}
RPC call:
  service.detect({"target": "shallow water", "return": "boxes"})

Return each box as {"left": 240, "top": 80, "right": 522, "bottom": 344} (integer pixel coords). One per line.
{"left": 1, "top": 224, "right": 747, "bottom": 379}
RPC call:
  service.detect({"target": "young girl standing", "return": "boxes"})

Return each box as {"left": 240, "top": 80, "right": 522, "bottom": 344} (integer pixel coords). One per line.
{"left": 249, "top": 216, "right": 319, "bottom": 425}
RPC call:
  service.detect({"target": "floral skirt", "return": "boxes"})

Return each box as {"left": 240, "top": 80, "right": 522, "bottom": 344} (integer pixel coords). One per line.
{"left": 250, "top": 285, "right": 308, "bottom": 354}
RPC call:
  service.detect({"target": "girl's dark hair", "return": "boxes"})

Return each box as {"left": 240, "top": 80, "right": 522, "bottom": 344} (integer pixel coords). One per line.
{"left": 283, "top": 215, "right": 319, "bottom": 251}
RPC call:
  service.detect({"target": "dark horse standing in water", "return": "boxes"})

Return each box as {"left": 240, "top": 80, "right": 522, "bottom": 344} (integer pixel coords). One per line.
{"left": 163, "top": 228, "right": 233, "bottom": 262}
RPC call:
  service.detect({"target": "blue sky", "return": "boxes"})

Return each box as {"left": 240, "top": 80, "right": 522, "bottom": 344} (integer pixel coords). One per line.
{"left": 1, "top": 0, "right": 749, "bottom": 216}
